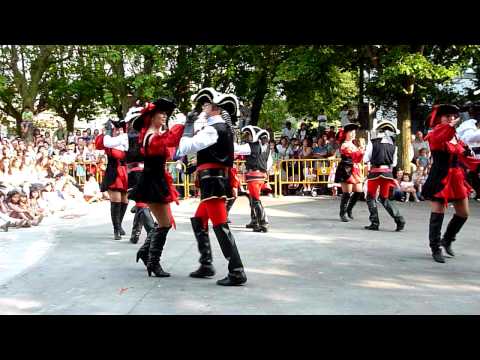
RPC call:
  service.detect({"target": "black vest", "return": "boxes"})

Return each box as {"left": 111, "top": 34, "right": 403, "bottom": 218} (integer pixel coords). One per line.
{"left": 371, "top": 138, "right": 395, "bottom": 167}
{"left": 197, "top": 122, "right": 234, "bottom": 167}
{"left": 246, "top": 142, "right": 269, "bottom": 172}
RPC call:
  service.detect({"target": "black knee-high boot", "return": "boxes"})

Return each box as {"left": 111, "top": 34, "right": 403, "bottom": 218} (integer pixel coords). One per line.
{"left": 110, "top": 202, "right": 122, "bottom": 240}
{"left": 136, "top": 211, "right": 155, "bottom": 267}
{"left": 119, "top": 202, "right": 128, "bottom": 235}
{"left": 346, "top": 192, "right": 361, "bottom": 220}
{"left": 146, "top": 226, "right": 171, "bottom": 277}
{"left": 252, "top": 199, "right": 268, "bottom": 233}
{"left": 189, "top": 217, "right": 216, "bottom": 278}
{"left": 339, "top": 192, "right": 351, "bottom": 222}
{"left": 364, "top": 195, "right": 380, "bottom": 230}
{"left": 379, "top": 197, "right": 406, "bottom": 231}
{"left": 429, "top": 212, "right": 445, "bottom": 263}
{"left": 129, "top": 209, "right": 144, "bottom": 244}
{"left": 246, "top": 195, "right": 257, "bottom": 228}
{"left": 213, "top": 223, "right": 247, "bottom": 286}
{"left": 441, "top": 214, "right": 468, "bottom": 257}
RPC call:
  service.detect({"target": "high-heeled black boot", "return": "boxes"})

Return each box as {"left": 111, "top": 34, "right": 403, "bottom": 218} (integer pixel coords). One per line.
{"left": 146, "top": 226, "right": 171, "bottom": 277}
{"left": 119, "top": 202, "right": 128, "bottom": 236}
{"left": 429, "top": 212, "right": 445, "bottom": 263}
{"left": 252, "top": 199, "right": 268, "bottom": 233}
{"left": 212, "top": 223, "right": 247, "bottom": 286}
{"left": 137, "top": 228, "right": 155, "bottom": 268}
{"left": 379, "top": 197, "right": 406, "bottom": 231}
{"left": 110, "top": 202, "right": 122, "bottom": 240}
{"left": 339, "top": 192, "right": 351, "bottom": 222}
{"left": 441, "top": 214, "right": 467, "bottom": 257}
{"left": 189, "top": 217, "right": 216, "bottom": 278}
{"left": 346, "top": 192, "right": 361, "bottom": 220}
{"left": 245, "top": 195, "right": 257, "bottom": 228}
{"left": 129, "top": 208, "right": 143, "bottom": 244}
{"left": 364, "top": 195, "right": 380, "bottom": 230}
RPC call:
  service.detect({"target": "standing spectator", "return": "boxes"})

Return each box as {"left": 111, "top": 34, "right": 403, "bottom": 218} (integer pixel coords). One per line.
{"left": 281, "top": 121, "right": 296, "bottom": 140}
{"left": 296, "top": 122, "right": 308, "bottom": 142}
{"left": 276, "top": 137, "right": 293, "bottom": 160}
{"left": 326, "top": 126, "right": 336, "bottom": 140}
{"left": 317, "top": 109, "right": 328, "bottom": 135}
{"left": 67, "top": 132, "right": 75, "bottom": 144}
{"left": 93, "top": 129, "right": 100, "bottom": 140}
{"left": 412, "top": 131, "right": 430, "bottom": 160}
{"left": 340, "top": 105, "right": 349, "bottom": 126}
{"left": 21, "top": 107, "right": 34, "bottom": 142}
{"left": 416, "top": 148, "right": 430, "bottom": 169}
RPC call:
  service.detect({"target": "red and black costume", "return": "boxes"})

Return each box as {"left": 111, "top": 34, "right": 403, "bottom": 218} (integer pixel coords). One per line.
{"left": 235, "top": 125, "right": 272, "bottom": 232}
{"left": 422, "top": 104, "right": 480, "bottom": 263}
{"left": 177, "top": 88, "right": 247, "bottom": 286}
{"left": 129, "top": 98, "right": 185, "bottom": 277}
{"left": 94, "top": 121, "right": 129, "bottom": 240}
{"left": 363, "top": 121, "right": 405, "bottom": 231}
{"left": 334, "top": 123, "right": 364, "bottom": 222}
{"left": 121, "top": 106, "right": 158, "bottom": 266}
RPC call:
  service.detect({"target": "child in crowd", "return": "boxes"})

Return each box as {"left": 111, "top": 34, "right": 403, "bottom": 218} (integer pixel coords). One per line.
{"left": 400, "top": 173, "right": 419, "bottom": 202}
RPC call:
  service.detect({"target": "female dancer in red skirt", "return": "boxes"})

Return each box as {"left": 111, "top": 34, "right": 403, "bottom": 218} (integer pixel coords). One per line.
{"left": 334, "top": 123, "right": 365, "bottom": 222}
{"left": 129, "top": 98, "right": 185, "bottom": 277}
{"left": 95, "top": 120, "right": 129, "bottom": 240}
{"left": 422, "top": 104, "right": 480, "bottom": 263}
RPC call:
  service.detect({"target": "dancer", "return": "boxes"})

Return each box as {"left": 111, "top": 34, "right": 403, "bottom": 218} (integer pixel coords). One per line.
{"left": 123, "top": 106, "right": 157, "bottom": 269}
{"left": 177, "top": 88, "right": 247, "bottom": 286}
{"left": 421, "top": 104, "right": 480, "bottom": 263}
{"left": 456, "top": 103, "right": 480, "bottom": 200}
{"left": 363, "top": 120, "right": 406, "bottom": 231}
{"left": 334, "top": 123, "right": 365, "bottom": 222}
{"left": 95, "top": 119, "right": 129, "bottom": 240}
{"left": 234, "top": 125, "right": 272, "bottom": 232}
{"left": 129, "top": 98, "right": 185, "bottom": 276}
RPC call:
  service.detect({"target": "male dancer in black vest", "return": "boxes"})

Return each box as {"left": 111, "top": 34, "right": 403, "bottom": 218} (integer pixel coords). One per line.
{"left": 177, "top": 88, "right": 247, "bottom": 286}
{"left": 363, "top": 120, "right": 406, "bottom": 231}
{"left": 234, "top": 125, "right": 272, "bottom": 232}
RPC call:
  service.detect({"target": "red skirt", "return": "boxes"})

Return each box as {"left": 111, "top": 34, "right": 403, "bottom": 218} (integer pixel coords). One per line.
{"left": 433, "top": 168, "right": 472, "bottom": 204}
{"left": 108, "top": 164, "right": 128, "bottom": 192}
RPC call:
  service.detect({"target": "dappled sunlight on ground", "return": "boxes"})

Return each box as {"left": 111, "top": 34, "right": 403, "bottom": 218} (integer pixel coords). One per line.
{"left": 246, "top": 267, "right": 299, "bottom": 277}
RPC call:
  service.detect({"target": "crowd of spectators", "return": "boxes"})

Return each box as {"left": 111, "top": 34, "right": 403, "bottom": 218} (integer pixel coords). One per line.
{"left": 0, "top": 127, "right": 108, "bottom": 232}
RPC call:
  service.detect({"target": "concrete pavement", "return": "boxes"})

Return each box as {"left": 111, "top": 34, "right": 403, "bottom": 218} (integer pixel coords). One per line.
{"left": 1, "top": 196, "right": 480, "bottom": 314}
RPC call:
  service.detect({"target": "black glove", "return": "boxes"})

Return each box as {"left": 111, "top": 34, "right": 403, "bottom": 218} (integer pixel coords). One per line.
{"left": 182, "top": 111, "right": 198, "bottom": 138}
{"left": 463, "top": 144, "right": 474, "bottom": 157}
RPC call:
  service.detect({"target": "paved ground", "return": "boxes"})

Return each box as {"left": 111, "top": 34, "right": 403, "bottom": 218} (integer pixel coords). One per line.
{"left": 1, "top": 195, "right": 480, "bottom": 315}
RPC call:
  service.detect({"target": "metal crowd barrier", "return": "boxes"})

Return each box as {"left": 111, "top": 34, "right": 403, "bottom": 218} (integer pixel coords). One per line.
{"left": 66, "top": 157, "right": 367, "bottom": 199}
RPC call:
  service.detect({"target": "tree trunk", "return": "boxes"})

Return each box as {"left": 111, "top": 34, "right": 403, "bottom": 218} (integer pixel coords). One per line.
{"left": 249, "top": 73, "right": 268, "bottom": 126}
{"left": 397, "top": 95, "right": 413, "bottom": 173}
{"left": 65, "top": 114, "right": 76, "bottom": 133}
{"left": 15, "top": 114, "right": 22, "bottom": 137}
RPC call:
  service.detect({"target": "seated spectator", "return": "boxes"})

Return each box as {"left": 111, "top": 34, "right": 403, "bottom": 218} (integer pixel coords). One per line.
{"left": 0, "top": 190, "right": 30, "bottom": 230}
{"left": 400, "top": 173, "right": 419, "bottom": 202}
{"left": 83, "top": 174, "right": 104, "bottom": 203}
{"left": 392, "top": 168, "right": 405, "bottom": 201}
{"left": 6, "top": 190, "right": 42, "bottom": 226}
{"left": 29, "top": 187, "right": 46, "bottom": 216}
{"left": 412, "top": 166, "right": 427, "bottom": 201}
